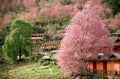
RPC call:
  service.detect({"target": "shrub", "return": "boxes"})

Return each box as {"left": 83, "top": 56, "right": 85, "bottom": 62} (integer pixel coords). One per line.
{"left": 31, "top": 54, "right": 44, "bottom": 62}
{"left": 0, "top": 57, "right": 4, "bottom": 64}
{"left": 42, "top": 60, "right": 51, "bottom": 66}
{"left": 102, "top": 76, "right": 108, "bottom": 79}
{"left": 61, "top": 0, "right": 72, "bottom": 5}
{"left": 0, "top": 68, "right": 7, "bottom": 79}
{"left": 0, "top": 72, "right": 7, "bottom": 79}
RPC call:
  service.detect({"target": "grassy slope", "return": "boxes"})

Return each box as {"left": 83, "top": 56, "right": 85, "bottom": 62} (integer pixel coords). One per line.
{"left": 8, "top": 63, "right": 68, "bottom": 79}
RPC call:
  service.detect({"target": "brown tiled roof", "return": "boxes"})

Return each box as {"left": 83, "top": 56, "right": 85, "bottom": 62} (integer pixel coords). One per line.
{"left": 32, "top": 34, "right": 44, "bottom": 37}
{"left": 86, "top": 53, "right": 120, "bottom": 61}
{"left": 31, "top": 33, "right": 44, "bottom": 40}
{"left": 56, "top": 30, "right": 65, "bottom": 34}
{"left": 110, "top": 37, "right": 120, "bottom": 46}
{"left": 109, "top": 53, "right": 120, "bottom": 59}
{"left": 111, "top": 33, "right": 120, "bottom": 37}
{"left": 43, "top": 41, "right": 60, "bottom": 45}
{"left": 31, "top": 37, "right": 43, "bottom": 40}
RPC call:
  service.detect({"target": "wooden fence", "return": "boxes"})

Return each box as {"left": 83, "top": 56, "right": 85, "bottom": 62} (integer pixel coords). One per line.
{"left": 88, "top": 69, "right": 120, "bottom": 76}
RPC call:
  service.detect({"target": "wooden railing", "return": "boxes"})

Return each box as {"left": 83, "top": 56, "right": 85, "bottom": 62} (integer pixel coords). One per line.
{"left": 88, "top": 69, "right": 120, "bottom": 76}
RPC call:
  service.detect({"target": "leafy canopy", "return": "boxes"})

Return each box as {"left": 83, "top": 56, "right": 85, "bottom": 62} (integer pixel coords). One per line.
{"left": 3, "top": 19, "right": 33, "bottom": 63}
{"left": 104, "top": 0, "right": 120, "bottom": 15}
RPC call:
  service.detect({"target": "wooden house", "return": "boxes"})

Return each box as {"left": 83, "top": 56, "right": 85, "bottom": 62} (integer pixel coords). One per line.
{"left": 87, "top": 53, "right": 120, "bottom": 75}
{"left": 31, "top": 34, "right": 44, "bottom": 43}
{"left": 31, "top": 34, "right": 44, "bottom": 54}
{"left": 111, "top": 33, "right": 120, "bottom": 52}
{"left": 112, "top": 37, "right": 120, "bottom": 52}
{"left": 86, "top": 33, "right": 120, "bottom": 75}
{"left": 42, "top": 41, "right": 60, "bottom": 51}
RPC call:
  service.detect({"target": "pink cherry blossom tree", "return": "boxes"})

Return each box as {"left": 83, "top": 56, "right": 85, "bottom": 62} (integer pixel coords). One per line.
{"left": 19, "top": 7, "right": 39, "bottom": 23}
{"left": 56, "top": 1, "right": 113, "bottom": 77}
{"left": 109, "top": 13, "right": 120, "bottom": 32}
{"left": 38, "top": 4, "right": 79, "bottom": 23}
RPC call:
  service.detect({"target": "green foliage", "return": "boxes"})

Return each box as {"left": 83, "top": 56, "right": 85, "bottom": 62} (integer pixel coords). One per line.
{"left": 10, "top": 19, "right": 32, "bottom": 37}
{"left": 104, "top": 0, "right": 120, "bottom": 15}
{"left": 0, "top": 30, "right": 4, "bottom": 48}
{"left": 0, "top": 26, "right": 10, "bottom": 48}
{"left": 0, "top": 57, "right": 4, "bottom": 64}
{"left": 54, "top": 23, "right": 63, "bottom": 30}
{"left": 8, "top": 63, "right": 68, "bottom": 79}
{"left": 42, "top": 60, "right": 51, "bottom": 66}
{"left": 3, "top": 19, "right": 33, "bottom": 63}
{"left": 0, "top": 68, "right": 7, "bottom": 79}
{"left": 61, "top": 0, "right": 72, "bottom": 5}
{"left": 0, "top": 48, "right": 4, "bottom": 64}
{"left": 102, "top": 76, "right": 108, "bottom": 79}
{"left": 32, "top": 25, "right": 45, "bottom": 33}
{"left": 43, "top": 34, "right": 51, "bottom": 42}
{"left": 51, "top": 35, "right": 61, "bottom": 41}
{"left": 31, "top": 54, "right": 44, "bottom": 62}
{"left": 47, "top": 22, "right": 68, "bottom": 31}
{"left": 44, "top": 20, "right": 70, "bottom": 41}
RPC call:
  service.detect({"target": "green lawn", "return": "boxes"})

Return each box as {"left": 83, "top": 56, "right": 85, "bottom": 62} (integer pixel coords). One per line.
{"left": 8, "top": 63, "right": 68, "bottom": 79}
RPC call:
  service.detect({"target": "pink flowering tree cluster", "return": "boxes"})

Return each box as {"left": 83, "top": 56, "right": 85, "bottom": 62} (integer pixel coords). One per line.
{"left": 56, "top": 2, "right": 113, "bottom": 77}
{"left": 37, "top": 4, "right": 79, "bottom": 23}
{"left": 0, "top": 12, "right": 15, "bottom": 29}
{"left": 0, "top": 0, "right": 36, "bottom": 11}
{"left": 109, "top": 13, "right": 120, "bottom": 32}
{"left": 0, "top": 0, "right": 37, "bottom": 29}
{"left": 90, "top": 0, "right": 112, "bottom": 19}
{"left": 19, "top": 3, "right": 79, "bottom": 24}
{"left": 0, "top": 0, "right": 115, "bottom": 32}
{"left": 19, "top": 7, "right": 39, "bottom": 23}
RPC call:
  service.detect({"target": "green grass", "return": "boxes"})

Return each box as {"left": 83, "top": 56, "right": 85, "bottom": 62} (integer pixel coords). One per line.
{"left": 8, "top": 63, "right": 68, "bottom": 79}
{"left": 0, "top": 67, "right": 8, "bottom": 79}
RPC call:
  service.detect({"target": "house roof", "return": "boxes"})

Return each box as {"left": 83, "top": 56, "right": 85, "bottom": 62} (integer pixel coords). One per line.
{"left": 31, "top": 33, "right": 44, "bottom": 40}
{"left": 111, "top": 33, "right": 120, "bottom": 37}
{"left": 111, "top": 37, "right": 120, "bottom": 46}
{"left": 86, "top": 53, "right": 120, "bottom": 61}
{"left": 43, "top": 41, "right": 60, "bottom": 46}
{"left": 31, "top": 37, "right": 43, "bottom": 40}
{"left": 32, "top": 34, "right": 44, "bottom": 37}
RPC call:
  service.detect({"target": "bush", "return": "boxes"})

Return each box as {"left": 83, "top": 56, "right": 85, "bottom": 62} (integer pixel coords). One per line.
{"left": 102, "top": 76, "right": 108, "bottom": 79}
{"left": 0, "top": 68, "right": 7, "bottom": 79}
{"left": 31, "top": 54, "right": 44, "bottom": 62}
{"left": 17, "top": 58, "right": 29, "bottom": 63}
{"left": 43, "top": 61, "right": 50, "bottom": 66}
{"left": 61, "top": 0, "right": 71, "bottom": 5}
{"left": 0, "top": 48, "right": 6, "bottom": 64}
{"left": 0, "top": 72, "right": 7, "bottom": 79}
{"left": 0, "top": 57, "right": 5, "bottom": 64}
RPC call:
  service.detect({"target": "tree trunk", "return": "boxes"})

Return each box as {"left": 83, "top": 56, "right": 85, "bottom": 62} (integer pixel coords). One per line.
{"left": 19, "top": 52, "right": 22, "bottom": 61}
{"left": 19, "top": 47, "right": 22, "bottom": 61}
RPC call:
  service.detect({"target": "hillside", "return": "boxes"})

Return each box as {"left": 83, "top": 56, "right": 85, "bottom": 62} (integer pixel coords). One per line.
{"left": 0, "top": 0, "right": 120, "bottom": 32}
{"left": 0, "top": 0, "right": 120, "bottom": 78}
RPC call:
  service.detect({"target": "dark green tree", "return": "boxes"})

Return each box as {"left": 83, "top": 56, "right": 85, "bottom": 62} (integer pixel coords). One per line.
{"left": 104, "top": 0, "right": 120, "bottom": 15}
{"left": 0, "top": 26, "right": 10, "bottom": 48}
{"left": 0, "top": 30, "right": 5, "bottom": 48}
{"left": 3, "top": 19, "right": 33, "bottom": 63}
